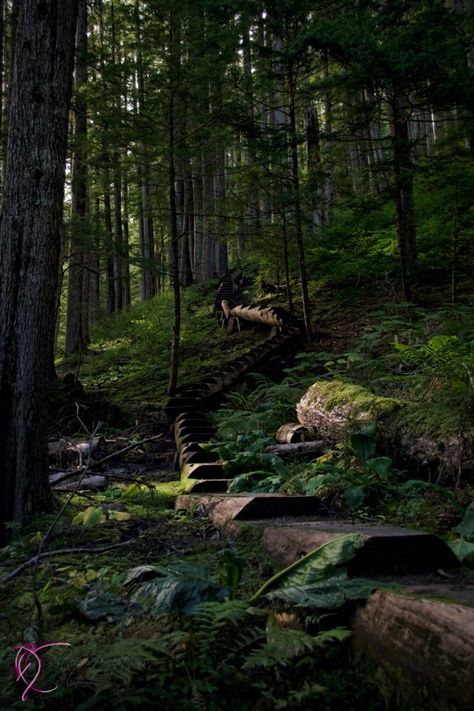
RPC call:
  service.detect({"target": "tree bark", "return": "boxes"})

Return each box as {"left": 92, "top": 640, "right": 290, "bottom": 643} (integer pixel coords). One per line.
{"left": 0, "top": 0, "right": 4, "bottom": 191}
{"left": 0, "top": 0, "right": 78, "bottom": 540}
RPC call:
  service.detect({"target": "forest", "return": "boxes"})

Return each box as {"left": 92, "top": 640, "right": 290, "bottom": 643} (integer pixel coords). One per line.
{"left": 0, "top": 0, "right": 474, "bottom": 708}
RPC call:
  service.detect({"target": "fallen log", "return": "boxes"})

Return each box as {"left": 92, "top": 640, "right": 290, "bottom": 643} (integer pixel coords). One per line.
{"left": 276, "top": 423, "right": 311, "bottom": 444}
{"left": 353, "top": 590, "right": 474, "bottom": 709}
{"left": 265, "top": 441, "right": 325, "bottom": 458}
{"left": 221, "top": 301, "right": 288, "bottom": 329}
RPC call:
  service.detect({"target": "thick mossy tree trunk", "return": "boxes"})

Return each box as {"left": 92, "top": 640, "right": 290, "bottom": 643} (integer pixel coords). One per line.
{"left": 0, "top": 0, "right": 78, "bottom": 541}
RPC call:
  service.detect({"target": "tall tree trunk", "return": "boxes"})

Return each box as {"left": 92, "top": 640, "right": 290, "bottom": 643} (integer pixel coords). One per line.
{"left": 1, "top": 0, "right": 20, "bottom": 185}
{"left": 201, "top": 144, "right": 215, "bottom": 279}
{"left": 176, "top": 175, "right": 185, "bottom": 282}
{"left": 391, "top": 94, "right": 417, "bottom": 301}
{"left": 122, "top": 174, "right": 131, "bottom": 309}
{"left": 304, "top": 97, "right": 323, "bottom": 232}
{"left": 185, "top": 172, "right": 195, "bottom": 281}
{"left": 167, "top": 12, "right": 181, "bottom": 395}
{"left": 90, "top": 197, "right": 101, "bottom": 321}
{"left": 287, "top": 53, "right": 312, "bottom": 337}
{"left": 0, "top": 0, "right": 4, "bottom": 193}
{"left": 111, "top": 2, "right": 123, "bottom": 311}
{"left": 193, "top": 154, "right": 204, "bottom": 278}
{"left": 242, "top": 14, "right": 260, "bottom": 233}
{"left": 65, "top": 0, "right": 88, "bottom": 356}
{"left": 0, "top": 0, "right": 78, "bottom": 540}
{"left": 113, "top": 160, "right": 124, "bottom": 311}
{"left": 135, "top": 0, "right": 155, "bottom": 300}
{"left": 322, "top": 52, "right": 334, "bottom": 225}
{"left": 103, "top": 167, "right": 115, "bottom": 314}
{"left": 214, "top": 128, "right": 228, "bottom": 275}
{"left": 280, "top": 179, "right": 293, "bottom": 313}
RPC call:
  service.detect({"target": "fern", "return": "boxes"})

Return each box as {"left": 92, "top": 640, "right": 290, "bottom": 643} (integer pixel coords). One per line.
{"left": 190, "top": 599, "right": 250, "bottom": 628}
{"left": 243, "top": 624, "right": 317, "bottom": 670}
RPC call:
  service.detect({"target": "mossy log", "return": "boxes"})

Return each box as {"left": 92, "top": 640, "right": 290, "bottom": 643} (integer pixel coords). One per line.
{"left": 296, "top": 379, "right": 474, "bottom": 481}
{"left": 353, "top": 590, "right": 474, "bottom": 709}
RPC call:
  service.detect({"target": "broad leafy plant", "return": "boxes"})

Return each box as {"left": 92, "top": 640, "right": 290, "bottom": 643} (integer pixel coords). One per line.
{"left": 302, "top": 423, "right": 398, "bottom": 511}
{"left": 450, "top": 501, "right": 474, "bottom": 562}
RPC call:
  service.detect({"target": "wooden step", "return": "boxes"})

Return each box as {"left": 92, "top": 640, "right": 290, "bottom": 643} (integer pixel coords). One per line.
{"left": 185, "top": 479, "right": 230, "bottom": 494}
{"left": 259, "top": 521, "right": 459, "bottom": 575}
{"left": 175, "top": 494, "right": 324, "bottom": 527}
{"left": 175, "top": 432, "right": 215, "bottom": 449}
{"left": 181, "top": 463, "right": 227, "bottom": 480}
{"left": 179, "top": 450, "right": 220, "bottom": 466}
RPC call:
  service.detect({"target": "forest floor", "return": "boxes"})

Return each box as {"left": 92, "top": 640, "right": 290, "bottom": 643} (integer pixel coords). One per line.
{"left": 1, "top": 278, "right": 474, "bottom": 709}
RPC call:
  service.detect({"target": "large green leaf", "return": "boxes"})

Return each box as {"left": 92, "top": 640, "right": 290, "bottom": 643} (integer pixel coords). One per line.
{"left": 452, "top": 501, "right": 474, "bottom": 539}
{"left": 344, "top": 484, "right": 366, "bottom": 510}
{"left": 131, "top": 561, "right": 229, "bottom": 616}
{"left": 304, "top": 473, "right": 339, "bottom": 495}
{"left": 366, "top": 457, "right": 393, "bottom": 478}
{"left": 249, "top": 534, "right": 364, "bottom": 603}
{"left": 124, "top": 565, "right": 161, "bottom": 585}
{"left": 217, "top": 548, "right": 245, "bottom": 590}
{"left": 350, "top": 423, "right": 377, "bottom": 463}
{"left": 265, "top": 576, "right": 380, "bottom": 609}
{"left": 228, "top": 470, "right": 283, "bottom": 493}
{"left": 76, "top": 592, "right": 128, "bottom": 622}
{"left": 449, "top": 537, "right": 474, "bottom": 561}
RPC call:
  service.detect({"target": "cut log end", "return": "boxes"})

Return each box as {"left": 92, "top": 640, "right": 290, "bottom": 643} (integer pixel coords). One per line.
{"left": 276, "top": 423, "right": 311, "bottom": 444}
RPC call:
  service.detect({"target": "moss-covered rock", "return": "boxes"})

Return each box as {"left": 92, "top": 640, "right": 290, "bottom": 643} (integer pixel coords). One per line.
{"left": 296, "top": 379, "right": 474, "bottom": 483}
{"left": 296, "top": 379, "right": 401, "bottom": 441}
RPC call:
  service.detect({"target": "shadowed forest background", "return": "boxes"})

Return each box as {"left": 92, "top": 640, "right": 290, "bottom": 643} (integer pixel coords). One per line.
{"left": 0, "top": 0, "right": 474, "bottom": 709}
